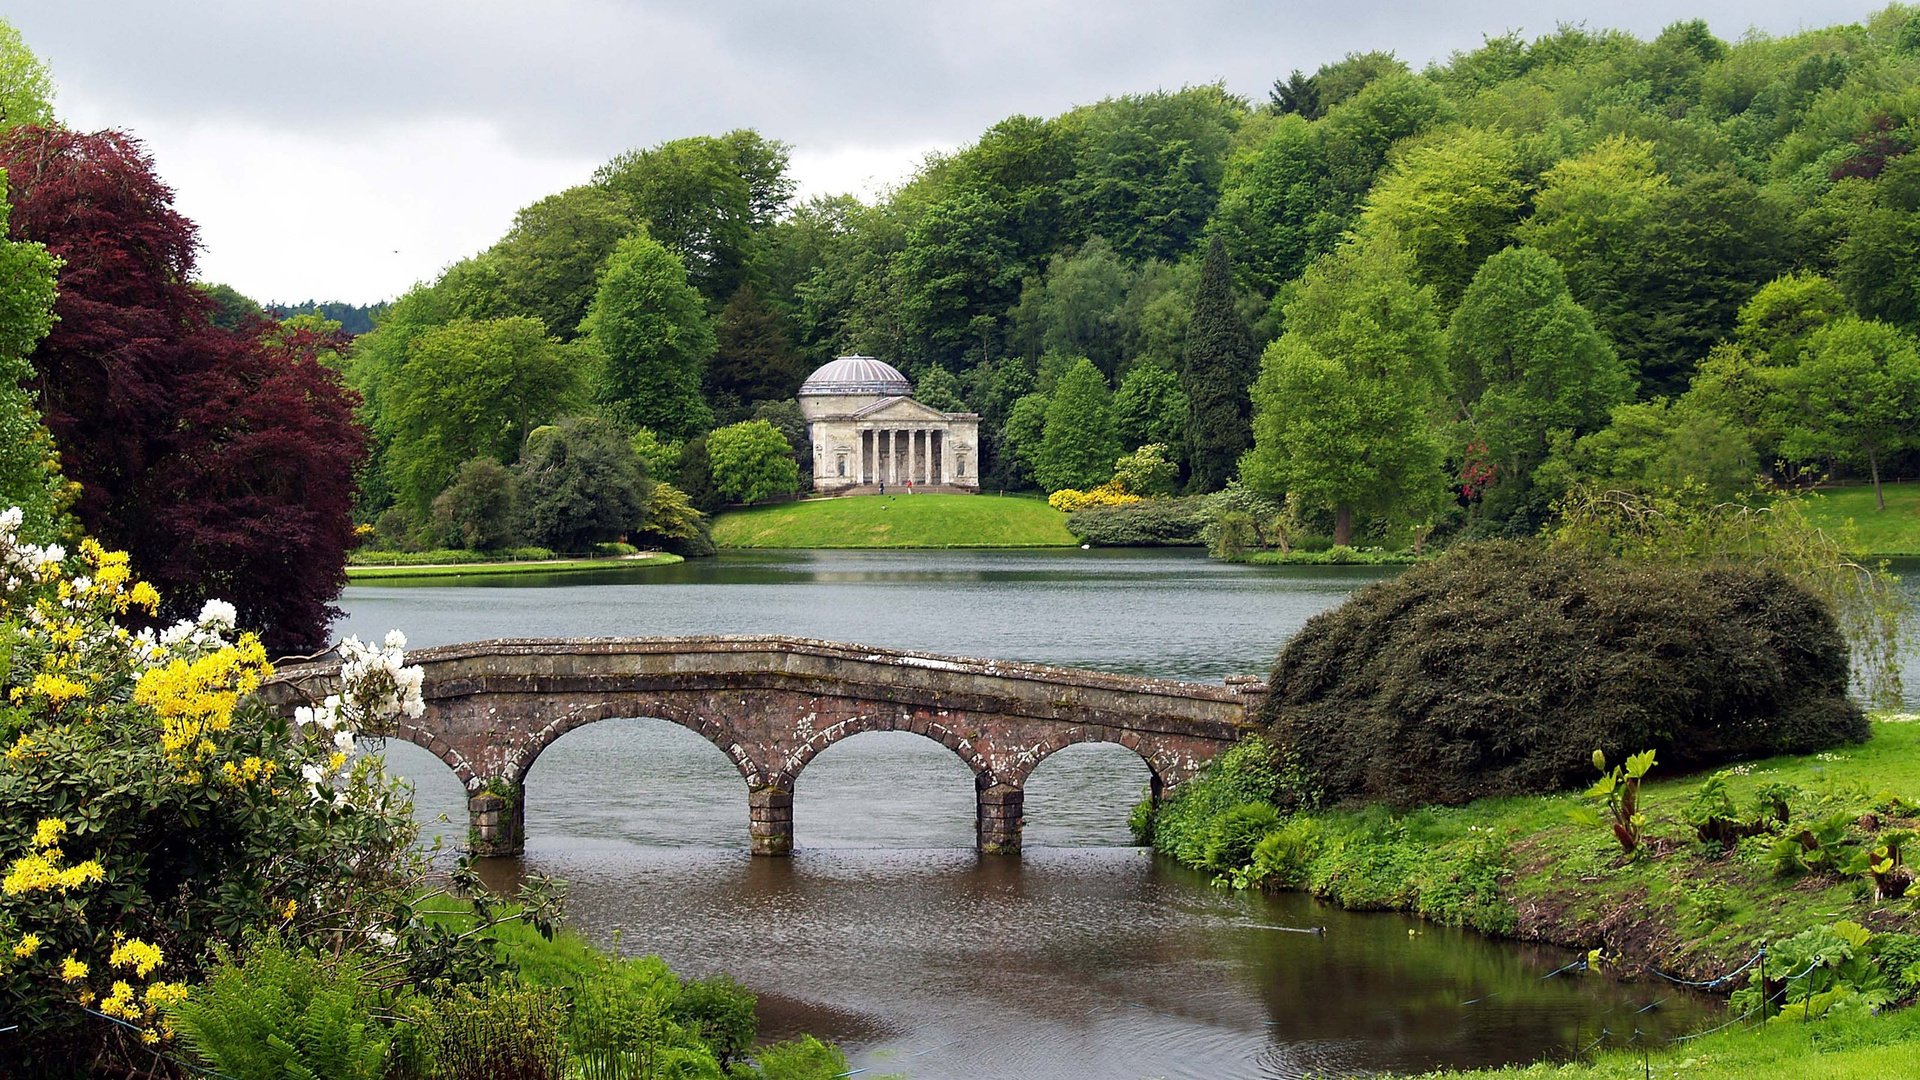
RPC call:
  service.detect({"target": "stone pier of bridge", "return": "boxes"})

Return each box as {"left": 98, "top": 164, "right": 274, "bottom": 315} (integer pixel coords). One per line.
{"left": 266, "top": 636, "right": 1268, "bottom": 858}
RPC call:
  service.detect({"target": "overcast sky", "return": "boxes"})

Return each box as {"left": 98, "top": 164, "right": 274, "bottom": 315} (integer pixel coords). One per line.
{"left": 5, "top": 1, "right": 1896, "bottom": 305}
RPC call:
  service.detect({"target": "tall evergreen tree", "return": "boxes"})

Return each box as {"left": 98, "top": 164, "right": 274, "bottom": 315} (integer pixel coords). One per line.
{"left": 1180, "top": 237, "right": 1257, "bottom": 491}
{"left": 708, "top": 283, "right": 805, "bottom": 416}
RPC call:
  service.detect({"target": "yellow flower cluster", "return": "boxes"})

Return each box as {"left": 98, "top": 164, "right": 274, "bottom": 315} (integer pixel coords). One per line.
{"left": 2, "top": 851, "right": 105, "bottom": 895}
{"left": 219, "top": 755, "right": 277, "bottom": 786}
{"left": 110, "top": 936, "right": 163, "bottom": 977}
{"left": 14, "top": 671, "right": 87, "bottom": 710}
{"left": 133, "top": 634, "right": 273, "bottom": 767}
{"left": 1047, "top": 484, "right": 1144, "bottom": 512}
{"left": 61, "top": 956, "right": 88, "bottom": 981}
{"left": 2, "top": 816, "right": 104, "bottom": 896}
{"left": 3, "top": 733, "right": 33, "bottom": 762}
{"left": 99, "top": 979, "right": 140, "bottom": 1020}
{"left": 11, "top": 932, "right": 39, "bottom": 958}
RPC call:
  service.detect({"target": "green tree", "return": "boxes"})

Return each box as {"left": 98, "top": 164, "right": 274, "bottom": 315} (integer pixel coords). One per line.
{"left": 751, "top": 398, "right": 812, "bottom": 490}
{"left": 513, "top": 415, "right": 648, "bottom": 550}
{"left": 1112, "top": 442, "right": 1178, "bottom": 496}
{"left": 0, "top": 19, "right": 54, "bottom": 133}
{"left": 197, "top": 283, "right": 264, "bottom": 330}
{"left": 1318, "top": 72, "right": 1451, "bottom": 197}
{"left": 1241, "top": 234, "right": 1450, "bottom": 545}
{"left": 707, "top": 419, "right": 800, "bottom": 504}
{"left": 629, "top": 427, "right": 683, "bottom": 479}
{"left": 1357, "top": 126, "right": 1523, "bottom": 311}
{"left": 1543, "top": 398, "right": 1756, "bottom": 500}
{"left": 593, "top": 130, "right": 791, "bottom": 304}
{"left": 999, "top": 390, "right": 1049, "bottom": 488}
{"left": 491, "top": 184, "right": 634, "bottom": 340}
{"left": 0, "top": 173, "right": 60, "bottom": 534}
{"left": 1769, "top": 316, "right": 1920, "bottom": 510}
{"left": 429, "top": 456, "right": 518, "bottom": 550}
{"left": 1734, "top": 271, "right": 1849, "bottom": 363}
{"left": 582, "top": 231, "right": 716, "bottom": 439}
{"left": 1004, "top": 236, "right": 1135, "bottom": 372}
{"left": 1061, "top": 86, "right": 1241, "bottom": 261}
{"left": 1033, "top": 358, "right": 1119, "bottom": 493}
{"left": 895, "top": 189, "right": 1024, "bottom": 366}
{"left": 1445, "top": 247, "right": 1630, "bottom": 520}
{"left": 385, "top": 316, "right": 583, "bottom": 513}
{"left": 1208, "top": 115, "right": 1337, "bottom": 295}
{"left": 1833, "top": 155, "right": 1920, "bottom": 330}
{"left": 914, "top": 365, "right": 967, "bottom": 411}
{"left": 1113, "top": 361, "right": 1188, "bottom": 450}
{"left": 708, "top": 283, "right": 805, "bottom": 417}
{"left": 1181, "top": 238, "right": 1258, "bottom": 492}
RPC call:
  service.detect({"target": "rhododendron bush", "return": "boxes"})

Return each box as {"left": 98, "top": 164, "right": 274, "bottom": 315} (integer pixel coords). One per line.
{"left": 0, "top": 506, "right": 444, "bottom": 1072}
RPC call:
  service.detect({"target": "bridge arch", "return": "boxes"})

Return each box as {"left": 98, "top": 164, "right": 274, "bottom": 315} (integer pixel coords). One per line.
{"left": 384, "top": 719, "right": 481, "bottom": 792}
{"left": 776, "top": 712, "right": 993, "bottom": 790}
{"left": 1005, "top": 727, "right": 1174, "bottom": 800}
{"left": 505, "top": 697, "right": 765, "bottom": 790}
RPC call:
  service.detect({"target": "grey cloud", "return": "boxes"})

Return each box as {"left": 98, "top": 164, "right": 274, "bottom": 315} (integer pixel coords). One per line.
{"left": 9, "top": 0, "right": 1891, "bottom": 162}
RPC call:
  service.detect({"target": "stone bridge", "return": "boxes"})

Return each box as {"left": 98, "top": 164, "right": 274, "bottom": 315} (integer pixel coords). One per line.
{"left": 268, "top": 636, "right": 1266, "bottom": 857}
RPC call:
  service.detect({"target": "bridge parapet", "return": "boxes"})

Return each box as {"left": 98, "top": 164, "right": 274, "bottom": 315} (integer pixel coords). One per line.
{"left": 267, "top": 636, "right": 1264, "bottom": 857}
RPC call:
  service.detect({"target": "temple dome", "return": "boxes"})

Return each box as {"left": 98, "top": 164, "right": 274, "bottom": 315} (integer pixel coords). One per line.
{"left": 799, "top": 355, "right": 913, "bottom": 397}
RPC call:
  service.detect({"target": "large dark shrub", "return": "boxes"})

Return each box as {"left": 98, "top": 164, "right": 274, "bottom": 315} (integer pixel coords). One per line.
{"left": 1260, "top": 541, "right": 1867, "bottom": 807}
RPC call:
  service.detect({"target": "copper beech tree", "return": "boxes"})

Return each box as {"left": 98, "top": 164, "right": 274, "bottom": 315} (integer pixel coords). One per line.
{"left": 0, "top": 127, "right": 366, "bottom": 651}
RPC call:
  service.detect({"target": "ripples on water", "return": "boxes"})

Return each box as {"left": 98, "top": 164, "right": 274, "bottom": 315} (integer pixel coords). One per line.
{"left": 349, "top": 550, "right": 1729, "bottom": 1078}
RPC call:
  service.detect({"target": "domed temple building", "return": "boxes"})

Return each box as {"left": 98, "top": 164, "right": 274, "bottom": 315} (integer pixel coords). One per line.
{"left": 797, "top": 356, "right": 981, "bottom": 495}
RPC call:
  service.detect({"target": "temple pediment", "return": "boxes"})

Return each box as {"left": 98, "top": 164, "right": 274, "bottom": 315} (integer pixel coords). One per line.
{"left": 848, "top": 396, "right": 958, "bottom": 423}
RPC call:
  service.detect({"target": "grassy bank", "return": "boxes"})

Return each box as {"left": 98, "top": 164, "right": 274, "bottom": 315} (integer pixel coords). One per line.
{"left": 347, "top": 553, "right": 681, "bottom": 580}
{"left": 1155, "top": 717, "right": 1919, "bottom": 971}
{"left": 710, "top": 492, "right": 1077, "bottom": 548}
{"left": 1149, "top": 717, "right": 1920, "bottom": 1073}
{"left": 1802, "top": 482, "right": 1920, "bottom": 557}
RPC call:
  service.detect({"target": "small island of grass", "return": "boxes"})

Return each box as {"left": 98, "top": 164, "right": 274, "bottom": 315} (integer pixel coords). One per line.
{"left": 346, "top": 552, "right": 683, "bottom": 580}
{"left": 710, "top": 492, "right": 1077, "bottom": 549}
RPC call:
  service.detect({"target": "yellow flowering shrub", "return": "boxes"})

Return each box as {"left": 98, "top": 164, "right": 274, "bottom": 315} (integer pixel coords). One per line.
{"left": 1048, "top": 483, "right": 1144, "bottom": 513}
{"left": 0, "top": 507, "right": 429, "bottom": 1071}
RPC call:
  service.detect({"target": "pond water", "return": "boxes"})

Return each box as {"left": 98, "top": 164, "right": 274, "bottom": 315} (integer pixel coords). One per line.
{"left": 335, "top": 549, "right": 1758, "bottom": 1077}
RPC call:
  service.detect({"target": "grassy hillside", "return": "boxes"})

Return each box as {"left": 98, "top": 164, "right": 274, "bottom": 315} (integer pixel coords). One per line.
{"left": 1803, "top": 483, "right": 1920, "bottom": 557}
{"left": 710, "top": 493, "right": 1077, "bottom": 549}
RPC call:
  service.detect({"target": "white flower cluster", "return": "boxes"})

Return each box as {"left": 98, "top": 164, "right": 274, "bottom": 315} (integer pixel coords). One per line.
{"left": 295, "top": 630, "right": 425, "bottom": 799}
{"left": 133, "top": 599, "right": 247, "bottom": 663}
{"left": 0, "top": 506, "right": 65, "bottom": 592}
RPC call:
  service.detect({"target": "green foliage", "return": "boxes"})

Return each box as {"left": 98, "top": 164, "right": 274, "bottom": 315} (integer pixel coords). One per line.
{"left": 998, "top": 391, "right": 1050, "bottom": 488}
{"left": 583, "top": 231, "right": 716, "bottom": 439}
{"left": 1110, "top": 442, "right": 1177, "bottom": 496}
{"left": 913, "top": 364, "right": 967, "bottom": 411}
{"left": 1180, "top": 237, "right": 1257, "bottom": 492}
{"left": 630, "top": 428, "right": 684, "bottom": 479}
{"left": 706, "top": 419, "right": 800, "bottom": 504}
{"left": 1139, "top": 738, "right": 1282, "bottom": 865}
{"left": 0, "top": 19, "right": 54, "bottom": 133}
{"left": 635, "top": 482, "right": 714, "bottom": 557}
{"left": 1357, "top": 126, "right": 1523, "bottom": 310}
{"left": 1575, "top": 749, "right": 1657, "bottom": 856}
{"left": 710, "top": 284, "right": 806, "bottom": 417}
{"left": 1061, "top": 87, "right": 1241, "bottom": 262}
{"left": 1542, "top": 398, "right": 1757, "bottom": 502}
{"left": 169, "top": 939, "right": 393, "bottom": 1080}
{"left": 420, "top": 981, "right": 569, "bottom": 1080}
{"left": 1209, "top": 115, "right": 1338, "bottom": 294}
{"left": 386, "top": 316, "right": 584, "bottom": 514}
{"left": 1732, "top": 921, "right": 1892, "bottom": 1023}
{"left": 1203, "top": 801, "right": 1281, "bottom": 872}
{"left": 513, "top": 416, "right": 649, "bottom": 551}
{"left": 0, "top": 176, "right": 61, "bottom": 538}
{"left": 1445, "top": 246, "right": 1629, "bottom": 523}
{"left": 1241, "top": 232, "right": 1449, "bottom": 543}
{"left": 1033, "top": 357, "right": 1119, "bottom": 493}
{"left": 1551, "top": 486, "right": 1907, "bottom": 707}
{"left": 1112, "top": 361, "right": 1187, "bottom": 451}
{"left": 489, "top": 185, "right": 635, "bottom": 341}
{"left": 1249, "top": 817, "right": 1325, "bottom": 889}
{"left": 1260, "top": 541, "right": 1865, "bottom": 807}
{"left": 750, "top": 1036, "right": 850, "bottom": 1080}
{"left": 1769, "top": 316, "right": 1920, "bottom": 507}
{"left": 430, "top": 457, "right": 519, "bottom": 551}
{"left": 1067, "top": 495, "right": 1212, "bottom": 546}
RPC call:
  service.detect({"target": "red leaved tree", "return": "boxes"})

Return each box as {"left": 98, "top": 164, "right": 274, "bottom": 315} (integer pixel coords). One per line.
{"left": 1, "top": 127, "right": 366, "bottom": 651}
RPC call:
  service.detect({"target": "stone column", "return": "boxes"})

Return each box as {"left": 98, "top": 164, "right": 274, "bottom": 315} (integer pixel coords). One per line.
{"left": 749, "top": 785, "right": 793, "bottom": 856}
{"left": 935, "top": 430, "right": 946, "bottom": 485}
{"left": 908, "top": 427, "right": 919, "bottom": 485}
{"left": 468, "top": 786, "right": 524, "bottom": 858}
{"left": 977, "top": 781, "right": 1023, "bottom": 855}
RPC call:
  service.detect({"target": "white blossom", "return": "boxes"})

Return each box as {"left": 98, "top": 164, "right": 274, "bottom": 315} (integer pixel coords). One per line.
{"left": 333, "top": 729, "right": 355, "bottom": 754}
{"left": 198, "top": 599, "right": 237, "bottom": 630}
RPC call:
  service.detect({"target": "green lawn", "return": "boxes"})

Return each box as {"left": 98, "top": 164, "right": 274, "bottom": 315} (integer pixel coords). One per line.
{"left": 1802, "top": 482, "right": 1920, "bottom": 557}
{"left": 346, "top": 553, "right": 681, "bottom": 580}
{"left": 709, "top": 493, "right": 1077, "bottom": 549}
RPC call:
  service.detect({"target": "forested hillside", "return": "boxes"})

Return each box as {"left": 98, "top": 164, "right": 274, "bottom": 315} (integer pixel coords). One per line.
{"left": 352, "top": 8, "right": 1920, "bottom": 549}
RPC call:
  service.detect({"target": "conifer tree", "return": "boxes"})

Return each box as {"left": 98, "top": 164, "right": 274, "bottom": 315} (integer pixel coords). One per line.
{"left": 1181, "top": 237, "right": 1257, "bottom": 491}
